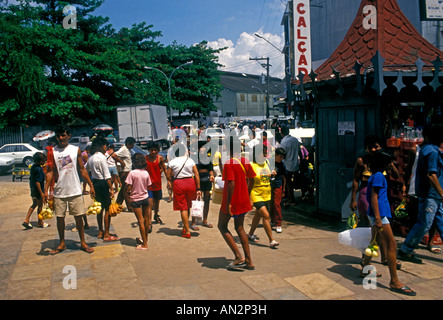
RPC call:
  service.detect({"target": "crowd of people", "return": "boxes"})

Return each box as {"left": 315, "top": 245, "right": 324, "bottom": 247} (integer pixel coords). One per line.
{"left": 349, "top": 124, "right": 443, "bottom": 296}
{"left": 21, "top": 121, "right": 314, "bottom": 259}
{"left": 17, "top": 119, "right": 443, "bottom": 296}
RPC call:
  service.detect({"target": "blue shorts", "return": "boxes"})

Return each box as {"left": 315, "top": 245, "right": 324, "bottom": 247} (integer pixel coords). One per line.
{"left": 109, "top": 166, "right": 118, "bottom": 176}
{"left": 368, "top": 215, "right": 390, "bottom": 225}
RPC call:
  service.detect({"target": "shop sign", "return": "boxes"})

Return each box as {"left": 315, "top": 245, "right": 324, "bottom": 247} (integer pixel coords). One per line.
{"left": 293, "top": 0, "right": 311, "bottom": 80}
{"left": 419, "top": 0, "right": 443, "bottom": 20}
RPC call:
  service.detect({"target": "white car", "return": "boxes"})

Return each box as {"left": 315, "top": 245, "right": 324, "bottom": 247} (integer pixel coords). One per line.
{"left": 202, "top": 128, "right": 226, "bottom": 141}
{"left": 0, "top": 143, "right": 41, "bottom": 166}
{"left": 0, "top": 155, "right": 14, "bottom": 174}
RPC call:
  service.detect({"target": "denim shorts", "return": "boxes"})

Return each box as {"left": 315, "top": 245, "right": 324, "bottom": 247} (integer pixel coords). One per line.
{"left": 368, "top": 215, "right": 390, "bottom": 225}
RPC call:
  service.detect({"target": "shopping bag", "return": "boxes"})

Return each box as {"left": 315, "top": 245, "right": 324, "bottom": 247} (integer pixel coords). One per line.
{"left": 346, "top": 210, "right": 359, "bottom": 229}
{"left": 191, "top": 200, "right": 204, "bottom": 221}
{"left": 338, "top": 227, "right": 371, "bottom": 253}
{"left": 394, "top": 199, "right": 408, "bottom": 218}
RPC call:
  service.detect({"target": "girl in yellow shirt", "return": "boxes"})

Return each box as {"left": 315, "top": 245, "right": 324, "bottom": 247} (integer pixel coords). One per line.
{"left": 248, "top": 146, "right": 279, "bottom": 248}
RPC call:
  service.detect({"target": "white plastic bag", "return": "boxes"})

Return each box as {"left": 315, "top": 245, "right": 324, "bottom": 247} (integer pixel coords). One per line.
{"left": 191, "top": 200, "right": 204, "bottom": 221}
{"left": 338, "top": 227, "right": 371, "bottom": 253}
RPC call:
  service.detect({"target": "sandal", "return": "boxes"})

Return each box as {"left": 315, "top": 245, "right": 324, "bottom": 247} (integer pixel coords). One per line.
{"left": 190, "top": 225, "right": 199, "bottom": 231}
{"left": 427, "top": 245, "right": 441, "bottom": 254}
{"left": 103, "top": 235, "right": 119, "bottom": 242}
{"left": 154, "top": 214, "right": 163, "bottom": 224}
{"left": 248, "top": 234, "right": 260, "bottom": 242}
{"left": 22, "top": 222, "right": 33, "bottom": 230}
{"left": 390, "top": 285, "right": 416, "bottom": 296}
{"left": 81, "top": 246, "right": 94, "bottom": 254}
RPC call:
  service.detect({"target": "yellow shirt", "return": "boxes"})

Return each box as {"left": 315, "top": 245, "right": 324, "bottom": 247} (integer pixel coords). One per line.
{"left": 250, "top": 161, "right": 272, "bottom": 203}
{"left": 213, "top": 151, "right": 221, "bottom": 166}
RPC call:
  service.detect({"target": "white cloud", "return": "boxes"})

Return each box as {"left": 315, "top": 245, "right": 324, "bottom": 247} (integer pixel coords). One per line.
{"left": 206, "top": 29, "right": 286, "bottom": 79}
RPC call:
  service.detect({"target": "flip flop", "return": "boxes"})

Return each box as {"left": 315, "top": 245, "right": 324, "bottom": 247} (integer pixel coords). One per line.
{"left": 202, "top": 223, "right": 213, "bottom": 228}
{"left": 227, "top": 261, "right": 247, "bottom": 269}
{"left": 81, "top": 246, "right": 94, "bottom": 254}
{"left": 190, "top": 225, "right": 199, "bottom": 231}
{"left": 50, "top": 247, "right": 66, "bottom": 255}
{"left": 390, "top": 285, "right": 416, "bottom": 296}
{"left": 22, "top": 222, "right": 33, "bottom": 230}
{"left": 37, "top": 223, "right": 50, "bottom": 228}
{"left": 103, "top": 235, "right": 119, "bottom": 242}
{"left": 136, "top": 245, "right": 148, "bottom": 251}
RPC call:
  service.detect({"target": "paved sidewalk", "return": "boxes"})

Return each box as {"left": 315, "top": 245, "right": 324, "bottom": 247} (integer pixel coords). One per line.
{"left": 1, "top": 191, "right": 442, "bottom": 301}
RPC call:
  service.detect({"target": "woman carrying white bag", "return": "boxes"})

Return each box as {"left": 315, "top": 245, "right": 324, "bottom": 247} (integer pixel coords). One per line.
{"left": 166, "top": 144, "right": 201, "bottom": 239}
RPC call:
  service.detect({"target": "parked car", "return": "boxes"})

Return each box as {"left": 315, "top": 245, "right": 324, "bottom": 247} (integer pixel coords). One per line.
{"left": 0, "top": 143, "right": 40, "bottom": 166}
{"left": 69, "top": 136, "right": 90, "bottom": 151}
{"left": 200, "top": 127, "right": 226, "bottom": 141}
{"left": 0, "top": 155, "right": 14, "bottom": 175}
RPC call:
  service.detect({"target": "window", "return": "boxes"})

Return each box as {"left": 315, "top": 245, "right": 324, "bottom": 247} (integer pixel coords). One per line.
{"left": 240, "top": 94, "right": 245, "bottom": 102}
{"left": 0, "top": 146, "right": 15, "bottom": 153}
{"left": 16, "top": 145, "right": 30, "bottom": 152}
{"left": 251, "top": 94, "right": 258, "bottom": 103}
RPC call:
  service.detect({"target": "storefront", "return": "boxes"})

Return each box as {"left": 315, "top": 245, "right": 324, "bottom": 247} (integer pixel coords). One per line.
{"left": 296, "top": 0, "right": 443, "bottom": 222}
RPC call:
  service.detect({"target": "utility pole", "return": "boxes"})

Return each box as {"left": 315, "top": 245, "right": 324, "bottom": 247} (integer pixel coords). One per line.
{"left": 249, "top": 57, "right": 270, "bottom": 119}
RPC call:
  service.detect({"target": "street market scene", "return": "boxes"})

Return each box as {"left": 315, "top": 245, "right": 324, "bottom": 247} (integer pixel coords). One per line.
{"left": 1, "top": 0, "right": 443, "bottom": 305}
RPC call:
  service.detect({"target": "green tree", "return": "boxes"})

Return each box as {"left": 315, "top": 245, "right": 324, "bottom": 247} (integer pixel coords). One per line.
{"left": 0, "top": 0, "right": 224, "bottom": 128}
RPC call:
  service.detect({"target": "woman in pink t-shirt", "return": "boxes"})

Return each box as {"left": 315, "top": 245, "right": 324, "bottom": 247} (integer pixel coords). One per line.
{"left": 125, "top": 153, "right": 152, "bottom": 250}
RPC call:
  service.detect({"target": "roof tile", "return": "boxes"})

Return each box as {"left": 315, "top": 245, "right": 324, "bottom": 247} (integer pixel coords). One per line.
{"left": 312, "top": 0, "right": 443, "bottom": 82}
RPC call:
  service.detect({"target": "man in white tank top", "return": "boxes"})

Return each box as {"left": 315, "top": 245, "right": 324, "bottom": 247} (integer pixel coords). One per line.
{"left": 45, "top": 124, "right": 95, "bottom": 255}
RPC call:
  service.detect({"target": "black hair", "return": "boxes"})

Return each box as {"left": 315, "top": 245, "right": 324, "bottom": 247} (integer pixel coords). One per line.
{"left": 147, "top": 141, "right": 159, "bottom": 150}
{"left": 125, "top": 137, "right": 136, "bottom": 145}
{"left": 364, "top": 135, "right": 383, "bottom": 149}
{"left": 33, "top": 152, "right": 46, "bottom": 163}
{"left": 55, "top": 123, "right": 71, "bottom": 135}
{"left": 90, "top": 137, "right": 109, "bottom": 154}
{"left": 275, "top": 147, "right": 286, "bottom": 157}
{"left": 132, "top": 153, "right": 147, "bottom": 169}
{"left": 368, "top": 149, "right": 392, "bottom": 173}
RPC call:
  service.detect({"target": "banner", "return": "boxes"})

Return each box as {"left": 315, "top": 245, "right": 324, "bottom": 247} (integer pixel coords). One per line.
{"left": 293, "top": 0, "right": 312, "bottom": 80}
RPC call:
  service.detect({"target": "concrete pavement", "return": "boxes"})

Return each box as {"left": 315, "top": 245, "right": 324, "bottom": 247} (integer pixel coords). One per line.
{"left": 1, "top": 187, "right": 442, "bottom": 303}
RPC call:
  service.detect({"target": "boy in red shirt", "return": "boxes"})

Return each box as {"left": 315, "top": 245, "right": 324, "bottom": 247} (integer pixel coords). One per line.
{"left": 145, "top": 142, "right": 167, "bottom": 224}
{"left": 218, "top": 136, "right": 256, "bottom": 270}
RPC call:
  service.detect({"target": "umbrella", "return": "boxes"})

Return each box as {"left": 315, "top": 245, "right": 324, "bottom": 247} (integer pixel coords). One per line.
{"left": 33, "top": 130, "right": 55, "bottom": 141}
{"left": 93, "top": 124, "right": 113, "bottom": 131}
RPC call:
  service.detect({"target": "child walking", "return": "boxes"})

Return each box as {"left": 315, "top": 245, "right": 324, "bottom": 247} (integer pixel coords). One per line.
{"left": 270, "top": 147, "right": 286, "bottom": 233}
{"left": 23, "top": 152, "right": 49, "bottom": 229}
{"left": 362, "top": 149, "right": 416, "bottom": 296}
{"left": 86, "top": 138, "right": 115, "bottom": 241}
{"left": 125, "top": 153, "right": 153, "bottom": 250}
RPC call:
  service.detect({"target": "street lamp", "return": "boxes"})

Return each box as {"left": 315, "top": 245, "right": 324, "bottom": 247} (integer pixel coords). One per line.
{"left": 144, "top": 61, "right": 193, "bottom": 122}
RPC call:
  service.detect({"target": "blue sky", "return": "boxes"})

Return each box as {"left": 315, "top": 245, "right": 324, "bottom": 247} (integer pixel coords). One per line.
{"left": 93, "top": 0, "right": 287, "bottom": 77}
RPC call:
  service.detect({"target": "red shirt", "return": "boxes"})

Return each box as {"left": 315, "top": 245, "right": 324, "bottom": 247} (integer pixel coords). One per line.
{"left": 145, "top": 155, "right": 162, "bottom": 191}
{"left": 220, "top": 157, "right": 256, "bottom": 216}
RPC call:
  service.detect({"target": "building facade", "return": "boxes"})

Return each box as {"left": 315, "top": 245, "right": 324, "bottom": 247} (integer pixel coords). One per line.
{"left": 213, "top": 71, "right": 286, "bottom": 120}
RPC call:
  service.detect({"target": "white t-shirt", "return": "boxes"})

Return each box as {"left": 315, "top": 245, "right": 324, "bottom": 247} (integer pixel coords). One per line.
{"left": 52, "top": 144, "right": 82, "bottom": 198}
{"left": 86, "top": 152, "right": 111, "bottom": 180}
{"left": 115, "top": 145, "right": 132, "bottom": 172}
{"left": 168, "top": 156, "right": 195, "bottom": 179}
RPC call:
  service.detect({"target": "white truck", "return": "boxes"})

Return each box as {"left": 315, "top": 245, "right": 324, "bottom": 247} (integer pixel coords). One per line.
{"left": 116, "top": 104, "right": 170, "bottom": 149}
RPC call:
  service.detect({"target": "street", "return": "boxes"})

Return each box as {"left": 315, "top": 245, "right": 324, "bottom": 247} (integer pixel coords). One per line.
{"left": 0, "top": 172, "right": 442, "bottom": 304}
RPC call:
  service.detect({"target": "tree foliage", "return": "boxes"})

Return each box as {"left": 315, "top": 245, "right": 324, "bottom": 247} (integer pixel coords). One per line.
{"left": 0, "top": 0, "right": 223, "bottom": 128}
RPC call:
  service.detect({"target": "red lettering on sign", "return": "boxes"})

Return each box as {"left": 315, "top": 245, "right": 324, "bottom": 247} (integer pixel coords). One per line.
{"left": 297, "top": 3, "right": 305, "bottom": 14}
{"left": 298, "top": 54, "right": 308, "bottom": 66}
{"left": 297, "top": 41, "right": 306, "bottom": 53}
{"left": 297, "top": 29, "right": 307, "bottom": 39}
{"left": 297, "top": 16, "right": 307, "bottom": 28}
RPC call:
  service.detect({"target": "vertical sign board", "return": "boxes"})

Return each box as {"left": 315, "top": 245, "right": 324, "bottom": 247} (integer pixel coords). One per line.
{"left": 419, "top": 0, "right": 443, "bottom": 20}
{"left": 293, "top": 0, "right": 312, "bottom": 80}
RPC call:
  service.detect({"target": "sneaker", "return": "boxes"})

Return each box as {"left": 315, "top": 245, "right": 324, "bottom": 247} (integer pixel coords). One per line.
{"left": 276, "top": 226, "right": 282, "bottom": 233}
{"left": 270, "top": 240, "right": 280, "bottom": 248}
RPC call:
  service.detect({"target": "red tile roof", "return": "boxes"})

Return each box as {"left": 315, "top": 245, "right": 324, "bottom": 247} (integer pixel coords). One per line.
{"left": 312, "top": 0, "right": 443, "bottom": 82}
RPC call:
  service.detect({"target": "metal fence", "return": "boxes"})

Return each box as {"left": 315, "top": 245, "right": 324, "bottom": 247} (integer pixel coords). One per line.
{"left": 0, "top": 126, "right": 23, "bottom": 147}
